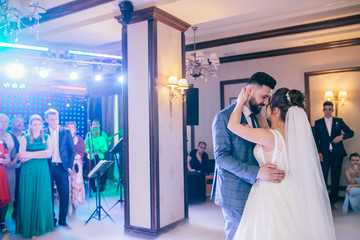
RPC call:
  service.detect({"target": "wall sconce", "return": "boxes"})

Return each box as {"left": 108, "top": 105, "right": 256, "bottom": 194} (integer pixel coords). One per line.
{"left": 324, "top": 90, "right": 348, "bottom": 117}
{"left": 177, "top": 78, "right": 189, "bottom": 101}
{"left": 167, "top": 76, "right": 178, "bottom": 102}
{"left": 167, "top": 76, "right": 189, "bottom": 117}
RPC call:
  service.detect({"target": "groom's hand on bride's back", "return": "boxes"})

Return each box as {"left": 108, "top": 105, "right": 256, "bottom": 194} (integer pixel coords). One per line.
{"left": 257, "top": 164, "right": 285, "bottom": 183}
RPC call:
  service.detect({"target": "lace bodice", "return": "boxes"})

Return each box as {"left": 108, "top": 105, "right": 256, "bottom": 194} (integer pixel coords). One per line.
{"left": 254, "top": 129, "right": 288, "bottom": 171}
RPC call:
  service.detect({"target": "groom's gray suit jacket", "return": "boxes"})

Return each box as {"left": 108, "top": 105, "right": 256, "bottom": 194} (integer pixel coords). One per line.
{"left": 211, "top": 103, "right": 259, "bottom": 211}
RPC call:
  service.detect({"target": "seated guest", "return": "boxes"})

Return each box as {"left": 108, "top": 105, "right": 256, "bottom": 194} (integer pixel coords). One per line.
{"left": 0, "top": 130, "right": 11, "bottom": 233}
{"left": 343, "top": 152, "right": 360, "bottom": 213}
{"left": 187, "top": 141, "right": 209, "bottom": 173}
{"left": 17, "top": 114, "right": 54, "bottom": 238}
{"left": 65, "top": 122, "right": 86, "bottom": 218}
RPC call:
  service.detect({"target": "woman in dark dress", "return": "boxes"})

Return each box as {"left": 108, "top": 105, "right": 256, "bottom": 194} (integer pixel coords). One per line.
{"left": 17, "top": 114, "right": 54, "bottom": 238}
{"left": 187, "top": 141, "right": 209, "bottom": 172}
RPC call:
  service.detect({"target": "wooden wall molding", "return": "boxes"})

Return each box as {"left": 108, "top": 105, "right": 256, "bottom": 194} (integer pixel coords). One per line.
{"left": 115, "top": 7, "right": 191, "bottom": 32}
{"left": 220, "top": 37, "right": 360, "bottom": 63}
{"left": 39, "top": 0, "right": 113, "bottom": 23}
{"left": 185, "top": 14, "right": 360, "bottom": 51}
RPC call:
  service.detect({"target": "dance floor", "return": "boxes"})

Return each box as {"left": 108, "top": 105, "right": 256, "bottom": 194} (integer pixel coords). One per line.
{"left": 1, "top": 180, "right": 358, "bottom": 240}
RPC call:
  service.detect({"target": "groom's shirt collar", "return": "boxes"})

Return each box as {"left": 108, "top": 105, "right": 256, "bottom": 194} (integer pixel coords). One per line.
{"left": 242, "top": 106, "right": 256, "bottom": 128}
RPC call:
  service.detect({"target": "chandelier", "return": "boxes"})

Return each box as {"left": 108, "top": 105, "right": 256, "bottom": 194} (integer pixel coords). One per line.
{"left": 185, "top": 26, "right": 220, "bottom": 81}
{"left": 0, "top": 0, "right": 46, "bottom": 41}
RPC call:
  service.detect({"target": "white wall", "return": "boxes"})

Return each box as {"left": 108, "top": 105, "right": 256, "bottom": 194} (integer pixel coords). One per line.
{"left": 189, "top": 45, "right": 360, "bottom": 161}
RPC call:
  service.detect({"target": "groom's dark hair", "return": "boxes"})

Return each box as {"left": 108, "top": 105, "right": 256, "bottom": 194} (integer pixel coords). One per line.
{"left": 247, "top": 72, "right": 276, "bottom": 89}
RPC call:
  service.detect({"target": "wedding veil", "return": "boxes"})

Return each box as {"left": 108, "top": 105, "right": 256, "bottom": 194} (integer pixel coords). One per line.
{"left": 285, "top": 106, "right": 336, "bottom": 240}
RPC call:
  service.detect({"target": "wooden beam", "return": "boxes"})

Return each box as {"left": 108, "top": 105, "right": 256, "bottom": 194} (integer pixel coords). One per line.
{"left": 186, "top": 14, "right": 360, "bottom": 51}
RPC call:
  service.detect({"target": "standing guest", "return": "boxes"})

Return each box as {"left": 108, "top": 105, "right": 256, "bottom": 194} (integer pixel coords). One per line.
{"left": 65, "top": 122, "right": 86, "bottom": 218}
{"left": 44, "top": 109, "right": 75, "bottom": 228}
{"left": 10, "top": 115, "right": 24, "bottom": 220}
{"left": 0, "top": 121, "right": 11, "bottom": 234}
{"left": 314, "top": 101, "right": 354, "bottom": 209}
{"left": 0, "top": 114, "right": 18, "bottom": 220}
{"left": 187, "top": 141, "right": 209, "bottom": 173}
{"left": 343, "top": 152, "right": 360, "bottom": 213}
{"left": 16, "top": 114, "right": 53, "bottom": 238}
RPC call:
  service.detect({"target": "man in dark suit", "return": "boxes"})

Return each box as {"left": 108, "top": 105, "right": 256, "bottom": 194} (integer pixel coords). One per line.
{"left": 44, "top": 109, "right": 75, "bottom": 228}
{"left": 211, "top": 72, "right": 285, "bottom": 240}
{"left": 314, "top": 101, "right": 354, "bottom": 209}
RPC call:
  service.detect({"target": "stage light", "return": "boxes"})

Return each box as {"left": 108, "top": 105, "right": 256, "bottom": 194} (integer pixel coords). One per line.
{"left": 68, "top": 63, "right": 79, "bottom": 80}
{"left": 38, "top": 68, "right": 49, "bottom": 78}
{"left": 4, "top": 62, "right": 26, "bottom": 79}
{"left": 115, "top": 67, "right": 123, "bottom": 83}
{"left": 93, "top": 65, "right": 103, "bottom": 81}
{"left": 69, "top": 71, "right": 78, "bottom": 80}
{"left": 68, "top": 50, "right": 122, "bottom": 60}
{"left": 95, "top": 74, "right": 102, "bottom": 81}
{"left": 0, "top": 42, "right": 49, "bottom": 52}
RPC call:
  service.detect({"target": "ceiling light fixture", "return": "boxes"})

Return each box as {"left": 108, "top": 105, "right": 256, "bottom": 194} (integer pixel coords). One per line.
{"left": 185, "top": 26, "right": 220, "bottom": 81}
{"left": 0, "top": 0, "right": 46, "bottom": 42}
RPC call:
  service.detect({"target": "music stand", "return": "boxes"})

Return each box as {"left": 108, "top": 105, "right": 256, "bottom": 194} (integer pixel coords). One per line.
{"left": 108, "top": 138, "right": 124, "bottom": 210}
{"left": 85, "top": 160, "right": 115, "bottom": 225}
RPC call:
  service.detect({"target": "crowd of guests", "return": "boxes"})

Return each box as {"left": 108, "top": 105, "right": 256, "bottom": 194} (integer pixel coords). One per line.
{"left": 0, "top": 110, "right": 97, "bottom": 238}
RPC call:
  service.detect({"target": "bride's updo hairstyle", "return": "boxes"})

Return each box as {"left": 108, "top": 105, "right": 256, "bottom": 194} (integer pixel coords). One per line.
{"left": 269, "top": 87, "right": 305, "bottom": 121}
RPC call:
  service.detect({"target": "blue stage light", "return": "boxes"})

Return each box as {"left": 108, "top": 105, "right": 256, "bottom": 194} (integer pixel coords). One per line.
{"left": 0, "top": 42, "right": 49, "bottom": 52}
{"left": 68, "top": 50, "right": 122, "bottom": 60}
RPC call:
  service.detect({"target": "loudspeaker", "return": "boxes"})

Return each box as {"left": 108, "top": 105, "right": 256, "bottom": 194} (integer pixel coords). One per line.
{"left": 186, "top": 88, "right": 199, "bottom": 126}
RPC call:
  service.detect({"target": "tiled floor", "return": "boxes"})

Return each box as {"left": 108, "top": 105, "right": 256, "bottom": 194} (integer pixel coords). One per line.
{"left": 1, "top": 194, "right": 358, "bottom": 239}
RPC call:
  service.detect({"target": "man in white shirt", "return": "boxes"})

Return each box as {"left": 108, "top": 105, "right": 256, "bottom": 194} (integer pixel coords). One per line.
{"left": 314, "top": 101, "right": 354, "bottom": 209}
{"left": 44, "top": 109, "right": 75, "bottom": 228}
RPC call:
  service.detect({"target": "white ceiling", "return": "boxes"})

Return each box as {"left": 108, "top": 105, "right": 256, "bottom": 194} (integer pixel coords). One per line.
{"left": 16, "top": 0, "right": 359, "bottom": 54}
{"left": 2, "top": 0, "right": 359, "bottom": 91}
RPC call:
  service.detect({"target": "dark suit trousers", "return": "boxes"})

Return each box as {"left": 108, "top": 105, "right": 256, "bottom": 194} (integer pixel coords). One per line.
{"left": 321, "top": 152, "right": 343, "bottom": 205}
{"left": 50, "top": 164, "right": 69, "bottom": 225}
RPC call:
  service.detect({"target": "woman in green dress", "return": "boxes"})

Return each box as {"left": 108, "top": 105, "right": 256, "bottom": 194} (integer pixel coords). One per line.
{"left": 16, "top": 114, "right": 54, "bottom": 238}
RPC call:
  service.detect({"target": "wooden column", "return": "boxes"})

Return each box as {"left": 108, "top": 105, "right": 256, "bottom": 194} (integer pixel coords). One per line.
{"left": 116, "top": 7, "right": 190, "bottom": 235}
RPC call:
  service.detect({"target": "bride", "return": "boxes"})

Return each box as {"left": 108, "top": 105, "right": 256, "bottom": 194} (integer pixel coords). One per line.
{"left": 228, "top": 87, "right": 336, "bottom": 240}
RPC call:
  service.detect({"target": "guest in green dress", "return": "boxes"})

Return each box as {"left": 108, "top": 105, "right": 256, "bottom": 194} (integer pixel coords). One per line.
{"left": 16, "top": 114, "right": 54, "bottom": 238}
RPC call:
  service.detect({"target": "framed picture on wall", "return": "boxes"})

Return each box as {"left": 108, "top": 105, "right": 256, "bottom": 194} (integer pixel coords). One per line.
{"left": 220, "top": 79, "right": 248, "bottom": 109}
{"left": 229, "top": 97, "right": 237, "bottom": 105}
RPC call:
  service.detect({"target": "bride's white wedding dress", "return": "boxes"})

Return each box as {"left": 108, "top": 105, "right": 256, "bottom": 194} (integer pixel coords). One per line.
{"left": 233, "top": 107, "right": 336, "bottom": 240}
{"left": 234, "top": 129, "right": 300, "bottom": 240}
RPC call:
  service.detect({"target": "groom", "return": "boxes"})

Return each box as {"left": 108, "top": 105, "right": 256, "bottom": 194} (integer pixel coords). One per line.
{"left": 211, "top": 72, "right": 285, "bottom": 240}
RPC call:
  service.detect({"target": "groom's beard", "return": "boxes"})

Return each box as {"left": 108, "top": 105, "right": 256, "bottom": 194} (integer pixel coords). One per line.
{"left": 249, "top": 97, "right": 264, "bottom": 115}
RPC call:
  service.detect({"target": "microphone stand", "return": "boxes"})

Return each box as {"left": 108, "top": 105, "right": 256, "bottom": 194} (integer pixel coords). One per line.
{"left": 86, "top": 120, "right": 96, "bottom": 198}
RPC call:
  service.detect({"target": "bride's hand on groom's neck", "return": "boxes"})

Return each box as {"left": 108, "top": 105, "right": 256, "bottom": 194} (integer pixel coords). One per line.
{"left": 257, "top": 163, "right": 285, "bottom": 183}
